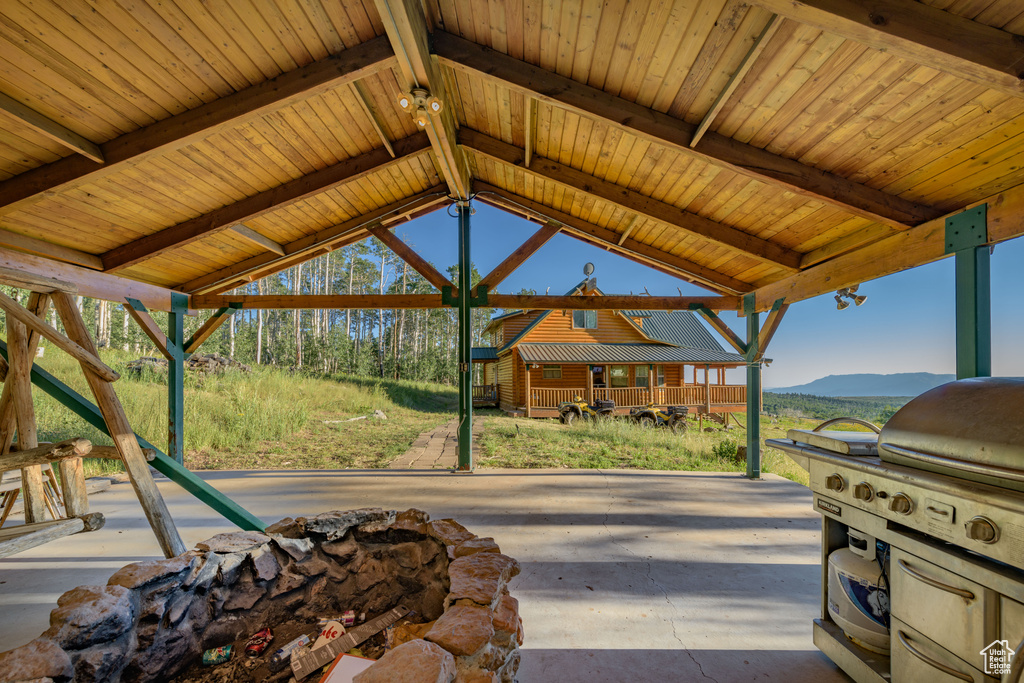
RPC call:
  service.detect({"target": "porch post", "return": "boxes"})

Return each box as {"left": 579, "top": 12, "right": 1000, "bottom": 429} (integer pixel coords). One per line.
{"left": 648, "top": 365, "right": 655, "bottom": 404}
{"left": 744, "top": 294, "right": 761, "bottom": 479}
{"left": 167, "top": 292, "right": 188, "bottom": 465}
{"left": 946, "top": 204, "right": 991, "bottom": 379}
{"left": 587, "top": 364, "right": 593, "bottom": 404}
{"left": 704, "top": 364, "right": 711, "bottom": 414}
{"left": 457, "top": 201, "right": 473, "bottom": 470}
{"left": 524, "top": 360, "right": 531, "bottom": 418}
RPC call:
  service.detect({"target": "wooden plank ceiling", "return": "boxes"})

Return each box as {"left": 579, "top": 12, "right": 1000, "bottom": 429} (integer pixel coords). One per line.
{"left": 0, "top": 0, "right": 1022, "bottom": 308}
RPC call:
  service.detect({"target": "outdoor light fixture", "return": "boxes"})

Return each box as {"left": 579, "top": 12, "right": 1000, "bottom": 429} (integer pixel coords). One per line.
{"left": 834, "top": 284, "right": 866, "bottom": 310}
{"left": 397, "top": 88, "right": 443, "bottom": 128}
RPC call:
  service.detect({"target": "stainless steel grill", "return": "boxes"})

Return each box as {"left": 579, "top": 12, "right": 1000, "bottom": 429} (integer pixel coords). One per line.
{"left": 767, "top": 377, "right": 1024, "bottom": 683}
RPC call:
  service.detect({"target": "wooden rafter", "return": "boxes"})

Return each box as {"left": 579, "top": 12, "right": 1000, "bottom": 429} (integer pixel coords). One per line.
{"left": 434, "top": 31, "right": 942, "bottom": 228}
{"left": 477, "top": 222, "right": 561, "bottom": 291}
{"left": 691, "top": 14, "right": 782, "bottom": 148}
{"left": 350, "top": 81, "right": 396, "bottom": 157}
{"left": 463, "top": 129, "right": 801, "bottom": 271}
{"left": 102, "top": 133, "right": 432, "bottom": 272}
{"left": 617, "top": 215, "right": 639, "bottom": 246}
{"left": 752, "top": 184, "right": 1024, "bottom": 311}
{"left": 0, "top": 37, "right": 396, "bottom": 217}
{"left": 474, "top": 183, "right": 751, "bottom": 295}
{"left": 524, "top": 97, "right": 536, "bottom": 168}
{"left": 756, "top": 301, "right": 789, "bottom": 359}
{"left": 696, "top": 307, "right": 748, "bottom": 356}
{"left": 180, "top": 187, "right": 449, "bottom": 294}
{"left": 752, "top": 0, "right": 1024, "bottom": 99}
{"left": 191, "top": 293, "right": 740, "bottom": 310}
{"left": 368, "top": 225, "right": 454, "bottom": 292}
{"left": 0, "top": 228, "right": 102, "bottom": 271}
{"left": 184, "top": 307, "right": 238, "bottom": 354}
{"left": 124, "top": 299, "right": 173, "bottom": 361}
{"left": 230, "top": 225, "right": 286, "bottom": 256}
{"left": 375, "top": 0, "right": 470, "bottom": 199}
{"left": 0, "top": 92, "right": 103, "bottom": 164}
{"left": 0, "top": 248, "right": 183, "bottom": 312}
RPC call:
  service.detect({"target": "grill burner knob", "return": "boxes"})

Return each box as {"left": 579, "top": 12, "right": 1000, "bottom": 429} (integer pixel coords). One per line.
{"left": 853, "top": 482, "right": 874, "bottom": 502}
{"left": 889, "top": 493, "right": 913, "bottom": 515}
{"left": 966, "top": 516, "right": 999, "bottom": 544}
{"left": 825, "top": 474, "right": 845, "bottom": 492}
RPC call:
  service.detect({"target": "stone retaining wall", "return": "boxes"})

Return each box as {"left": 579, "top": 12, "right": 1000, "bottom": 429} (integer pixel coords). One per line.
{"left": 0, "top": 508, "right": 522, "bottom": 683}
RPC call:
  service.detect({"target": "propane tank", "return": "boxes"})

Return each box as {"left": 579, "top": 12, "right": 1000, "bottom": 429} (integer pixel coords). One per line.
{"left": 827, "top": 530, "right": 890, "bottom": 654}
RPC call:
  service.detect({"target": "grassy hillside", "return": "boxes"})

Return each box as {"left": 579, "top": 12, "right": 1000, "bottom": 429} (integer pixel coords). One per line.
{"left": 762, "top": 392, "right": 911, "bottom": 424}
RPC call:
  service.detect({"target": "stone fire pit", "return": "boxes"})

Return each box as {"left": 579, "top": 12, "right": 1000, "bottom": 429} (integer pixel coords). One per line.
{"left": 0, "top": 508, "right": 523, "bottom": 683}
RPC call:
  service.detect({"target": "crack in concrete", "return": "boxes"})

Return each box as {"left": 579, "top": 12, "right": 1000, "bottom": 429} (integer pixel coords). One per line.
{"left": 596, "top": 469, "right": 720, "bottom": 683}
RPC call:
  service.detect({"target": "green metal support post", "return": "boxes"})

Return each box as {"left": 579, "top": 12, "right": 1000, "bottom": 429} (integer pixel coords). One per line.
{"left": 457, "top": 201, "right": 474, "bottom": 471}
{"left": 0, "top": 339, "right": 266, "bottom": 531}
{"left": 167, "top": 292, "right": 188, "bottom": 464}
{"left": 946, "top": 204, "right": 991, "bottom": 379}
{"left": 744, "top": 294, "right": 761, "bottom": 479}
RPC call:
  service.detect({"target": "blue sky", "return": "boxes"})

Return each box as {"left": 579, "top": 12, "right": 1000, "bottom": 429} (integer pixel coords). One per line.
{"left": 390, "top": 203, "right": 1024, "bottom": 388}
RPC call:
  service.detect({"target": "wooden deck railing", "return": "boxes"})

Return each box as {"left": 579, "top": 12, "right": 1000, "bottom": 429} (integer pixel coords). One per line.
{"left": 709, "top": 385, "right": 746, "bottom": 404}
{"left": 473, "top": 385, "right": 498, "bottom": 403}
{"left": 593, "top": 387, "right": 649, "bottom": 407}
{"left": 527, "top": 385, "right": 747, "bottom": 410}
{"left": 530, "top": 387, "right": 583, "bottom": 407}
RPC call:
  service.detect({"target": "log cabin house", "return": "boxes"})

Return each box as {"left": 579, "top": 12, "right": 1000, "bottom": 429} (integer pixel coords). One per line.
{"left": 473, "top": 280, "right": 749, "bottom": 418}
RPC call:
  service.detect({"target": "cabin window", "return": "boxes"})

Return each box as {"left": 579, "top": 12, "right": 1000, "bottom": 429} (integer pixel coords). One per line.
{"left": 494, "top": 328, "right": 503, "bottom": 346}
{"left": 542, "top": 365, "right": 561, "bottom": 379}
{"left": 635, "top": 366, "right": 649, "bottom": 388}
{"left": 610, "top": 365, "right": 628, "bottom": 388}
{"left": 656, "top": 365, "right": 665, "bottom": 386}
{"left": 572, "top": 310, "right": 597, "bottom": 329}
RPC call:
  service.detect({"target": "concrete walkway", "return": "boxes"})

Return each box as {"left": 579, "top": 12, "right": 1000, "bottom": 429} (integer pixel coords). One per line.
{"left": 388, "top": 417, "right": 483, "bottom": 469}
{"left": 0, "top": 469, "right": 849, "bottom": 682}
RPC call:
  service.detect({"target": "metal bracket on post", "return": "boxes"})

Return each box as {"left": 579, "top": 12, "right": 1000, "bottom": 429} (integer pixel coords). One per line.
{"left": 470, "top": 285, "right": 489, "bottom": 307}
{"left": 945, "top": 204, "right": 991, "bottom": 379}
{"left": 742, "top": 293, "right": 761, "bottom": 480}
{"left": 441, "top": 285, "right": 457, "bottom": 307}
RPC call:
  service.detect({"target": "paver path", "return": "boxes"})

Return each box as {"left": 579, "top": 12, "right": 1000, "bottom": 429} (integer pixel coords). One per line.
{"left": 388, "top": 416, "right": 483, "bottom": 469}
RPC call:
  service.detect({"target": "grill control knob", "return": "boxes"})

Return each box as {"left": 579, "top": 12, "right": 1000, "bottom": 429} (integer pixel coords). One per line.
{"left": 889, "top": 493, "right": 913, "bottom": 515}
{"left": 825, "top": 474, "right": 845, "bottom": 492}
{"left": 853, "top": 482, "right": 874, "bottom": 502}
{"left": 966, "top": 516, "right": 999, "bottom": 544}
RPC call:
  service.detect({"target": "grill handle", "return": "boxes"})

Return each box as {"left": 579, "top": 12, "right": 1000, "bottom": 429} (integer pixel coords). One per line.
{"left": 896, "top": 631, "right": 973, "bottom": 682}
{"left": 813, "top": 417, "right": 880, "bottom": 434}
{"left": 897, "top": 559, "right": 975, "bottom": 600}
{"left": 882, "top": 443, "right": 1024, "bottom": 484}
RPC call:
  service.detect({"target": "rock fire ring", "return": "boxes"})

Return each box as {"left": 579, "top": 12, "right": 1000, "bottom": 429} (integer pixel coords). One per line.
{"left": 0, "top": 508, "right": 523, "bottom": 683}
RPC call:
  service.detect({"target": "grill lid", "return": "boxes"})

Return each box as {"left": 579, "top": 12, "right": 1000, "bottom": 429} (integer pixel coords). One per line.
{"left": 878, "top": 378, "right": 1024, "bottom": 488}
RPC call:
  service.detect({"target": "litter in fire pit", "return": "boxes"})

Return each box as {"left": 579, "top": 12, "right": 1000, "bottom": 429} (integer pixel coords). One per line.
{"left": 0, "top": 508, "right": 523, "bottom": 683}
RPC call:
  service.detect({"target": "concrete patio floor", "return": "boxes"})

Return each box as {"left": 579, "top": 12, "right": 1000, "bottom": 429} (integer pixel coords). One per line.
{"left": 0, "top": 469, "right": 851, "bottom": 682}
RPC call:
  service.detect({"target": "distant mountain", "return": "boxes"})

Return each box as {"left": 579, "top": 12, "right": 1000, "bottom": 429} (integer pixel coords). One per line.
{"left": 768, "top": 372, "right": 955, "bottom": 397}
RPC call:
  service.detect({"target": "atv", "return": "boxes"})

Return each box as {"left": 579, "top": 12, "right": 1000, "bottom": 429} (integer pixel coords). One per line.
{"left": 558, "top": 396, "right": 615, "bottom": 425}
{"left": 629, "top": 404, "right": 689, "bottom": 434}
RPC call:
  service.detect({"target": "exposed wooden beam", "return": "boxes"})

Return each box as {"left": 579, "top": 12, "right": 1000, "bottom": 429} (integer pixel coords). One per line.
{"left": 0, "top": 37, "right": 396, "bottom": 217}
{"left": 193, "top": 294, "right": 445, "bottom": 309}
{"left": 184, "top": 307, "right": 238, "bottom": 354}
{"left": 0, "top": 248, "right": 183, "bottom": 312}
{"left": 434, "top": 31, "right": 941, "bottom": 228}
{"left": 191, "top": 293, "right": 740, "bottom": 310}
{"left": 368, "top": 224, "right": 454, "bottom": 292}
{"left": 230, "top": 225, "right": 286, "bottom": 256}
{"left": 752, "top": 184, "right": 1024, "bottom": 311}
{"left": 691, "top": 14, "right": 782, "bottom": 147}
{"left": 463, "top": 130, "right": 801, "bottom": 270}
{"left": 800, "top": 224, "right": 896, "bottom": 268}
{"left": 752, "top": 0, "right": 1024, "bottom": 99}
{"left": 696, "top": 307, "right": 749, "bottom": 355}
{"left": 0, "top": 290, "right": 119, "bottom": 382}
{"left": 102, "top": 133, "right": 432, "bottom": 272}
{"left": 0, "top": 438, "right": 92, "bottom": 472}
{"left": 524, "top": 97, "right": 536, "bottom": 168}
{"left": 477, "top": 222, "right": 561, "bottom": 291}
{"left": 617, "top": 215, "right": 639, "bottom": 246}
{"left": 350, "top": 81, "right": 395, "bottom": 157}
{"left": 0, "top": 265, "right": 75, "bottom": 294}
{"left": 0, "top": 92, "right": 104, "bottom": 163}
{"left": 376, "top": 0, "right": 470, "bottom": 199}
{"left": 0, "top": 228, "right": 102, "bottom": 270}
{"left": 474, "top": 183, "right": 751, "bottom": 294}
{"left": 180, "top": 187, "right": 449, "bottom": 294}
{"left": 124, "top": 299, "right": 173, "bottom": 361}
{"left": 756, "top": 301, "right": 789, "bottom": 359}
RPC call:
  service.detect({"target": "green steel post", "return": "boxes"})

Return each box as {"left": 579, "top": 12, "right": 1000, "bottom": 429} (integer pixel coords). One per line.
{"left": 168, "top": 293, "right": 188, "bottom": 464}
{"left": 954, "top": 247, "right": 991, "bottom": 379}
{"left": 744, "top": 294, "right": 761, "bottom": 480}
{"left": 457, "top": 201, "right": 473, "bottom": 471}
{"left": 0, "top": 340, "right": 266, "bottom": 531}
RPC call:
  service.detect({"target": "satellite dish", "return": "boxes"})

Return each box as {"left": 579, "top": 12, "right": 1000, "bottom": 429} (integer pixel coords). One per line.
{"left": 583, "top": 262, "right": 595, "bottom": 277}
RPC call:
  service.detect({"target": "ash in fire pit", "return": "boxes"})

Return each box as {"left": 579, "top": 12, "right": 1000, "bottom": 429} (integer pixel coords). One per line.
{"left": 0, "top": 508, "right": 523, "bottom": 683}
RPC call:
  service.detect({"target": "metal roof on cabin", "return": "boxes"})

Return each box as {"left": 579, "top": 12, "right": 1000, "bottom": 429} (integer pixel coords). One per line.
{"left": 472, "top": 347, "right": 498, "bottom": 361}
{"left": 517, "top": 343, "right": 744, "bottom": 365}
{"left": 622, "top": 310, "right": 727, "bottom": 352}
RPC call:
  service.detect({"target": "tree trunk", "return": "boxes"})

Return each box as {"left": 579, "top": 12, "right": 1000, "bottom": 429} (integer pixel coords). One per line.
{"left": 294, "top": 264, "right": 302, "bottom": 368}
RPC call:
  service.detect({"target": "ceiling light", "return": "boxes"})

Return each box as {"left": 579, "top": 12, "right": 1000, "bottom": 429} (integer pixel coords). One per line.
{"left": 426, "top": 95, "right": 443, "bottom": 114}
{"left": 397, "top": 94, "right": 413, "bottom": 112}
{"left": 852, "top": 294, "right": 867, "bottom": 306}
{"left": 835, "top": 294, "right": 850, "bottom": 311}
{"left": 412, "top": 107, "right": 430, "bottom": 127}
